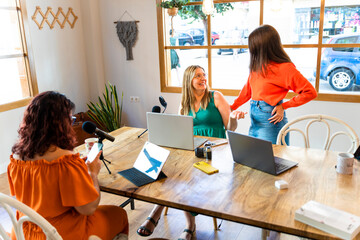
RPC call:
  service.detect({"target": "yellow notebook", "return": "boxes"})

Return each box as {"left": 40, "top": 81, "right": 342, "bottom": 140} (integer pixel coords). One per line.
{"left": 193, "top": 161, "right": 219, "bottom": 175}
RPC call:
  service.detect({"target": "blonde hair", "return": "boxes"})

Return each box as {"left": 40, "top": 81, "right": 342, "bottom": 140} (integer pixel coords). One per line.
{"left": 180, "top": 65, "right": 211, "bottom": 116}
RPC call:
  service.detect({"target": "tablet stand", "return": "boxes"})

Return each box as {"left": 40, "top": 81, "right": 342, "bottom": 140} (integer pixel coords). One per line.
{"left": 98, "top": 137, "right": 111, "bottom": 174}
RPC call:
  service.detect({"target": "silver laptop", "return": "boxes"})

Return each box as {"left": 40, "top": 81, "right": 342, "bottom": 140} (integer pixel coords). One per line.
{"left": 146, "top": 112, "right": 207, "bottom": 150}
{"left": 227, "top": 130, "right": 298, "bottom": 175}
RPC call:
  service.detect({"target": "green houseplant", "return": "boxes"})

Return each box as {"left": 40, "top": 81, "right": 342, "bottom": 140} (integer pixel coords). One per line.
{"left": 87, "top": 82, "right": 123, "bottom": 132}
{"left": 159, "top": 0, "right": 189, "bottom": 9}
{"left": 159, "top": 0, "right": 189, "bottom": 16}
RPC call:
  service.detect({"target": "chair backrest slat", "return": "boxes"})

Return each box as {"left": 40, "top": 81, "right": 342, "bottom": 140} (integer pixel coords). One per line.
{"left": 277, "top": 114, "right": 359, "bottom": 153}
{"left": 0, "top": 193, "right": 63, "bottom": 240}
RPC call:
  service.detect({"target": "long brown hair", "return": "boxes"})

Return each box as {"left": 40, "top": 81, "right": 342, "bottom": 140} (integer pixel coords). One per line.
{"left": 12, "top": 91, "right": 77, "bottom": 160}
{"left": 248, "top": 24, "right": 291, "bottom": 76}
{"left": 180, "top": 65, "right": 211, "bottom": 116}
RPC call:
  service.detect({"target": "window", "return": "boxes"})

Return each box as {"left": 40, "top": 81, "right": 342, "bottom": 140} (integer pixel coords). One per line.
{"left": 157, "top": 0, "right": 360, "bottom": 102}
{"left": 0, "top": 0, "right": 37, "bottom": 112}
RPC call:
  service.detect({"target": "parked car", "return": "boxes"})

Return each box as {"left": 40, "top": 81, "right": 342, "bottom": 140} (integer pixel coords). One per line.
{"left": 173, "top": 32, "right": 195, "bottom": 46}
{"left": 217, "top": 29, "right": 248, "bottom": 55}
{"left": 185, "top": 28, "right": 220, "bottom": 45}
{"left": 316, "top": 34, "right": 360, "bottom": 91}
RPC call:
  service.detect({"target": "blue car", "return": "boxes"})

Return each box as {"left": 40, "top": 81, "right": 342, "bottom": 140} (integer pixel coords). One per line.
{"left": 317, "top": 34, "right": 360, "bottom": 91}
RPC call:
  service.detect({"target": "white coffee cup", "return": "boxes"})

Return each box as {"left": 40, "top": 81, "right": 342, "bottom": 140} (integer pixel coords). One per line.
{"left": 85, "top": 138, "right": 98, "bottom": 154}
{"left": 336, "top": 153, "right": 354, "bottom": 175}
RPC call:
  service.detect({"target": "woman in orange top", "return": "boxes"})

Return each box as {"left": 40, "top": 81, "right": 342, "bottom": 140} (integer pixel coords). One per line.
{"left": 8, "top": 91, "right": 128, "bottom": 240}
{"left": 231, "top": 25, "right": 317, "bottom": 144}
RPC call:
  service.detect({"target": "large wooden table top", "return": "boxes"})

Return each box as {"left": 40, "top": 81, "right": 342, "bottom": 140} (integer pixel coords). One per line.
{"left": 78, "top": 127, "right": 360, "bottom": 240}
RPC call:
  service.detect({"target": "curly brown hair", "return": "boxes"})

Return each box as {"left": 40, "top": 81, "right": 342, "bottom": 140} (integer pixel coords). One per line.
{"left": 12, "top": 91, "right": 77, "bottom": 160}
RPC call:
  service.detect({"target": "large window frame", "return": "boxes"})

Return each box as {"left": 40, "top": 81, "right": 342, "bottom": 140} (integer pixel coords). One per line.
{"left": 0, "top": 0, "right": 38, "bottom": 112}
{"left": 157, "top": 0, "right": 360, "bottom": 103}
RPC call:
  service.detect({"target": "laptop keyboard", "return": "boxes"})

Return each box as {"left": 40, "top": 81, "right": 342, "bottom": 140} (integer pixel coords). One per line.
{"left": 274, "top": 157, "right": 298, "bottom": 173}
{"left": 194, "top": 137, "right": 207, "bottom": 148}
{"left": 275, "top": 162, "right": 288, "bottom": 172}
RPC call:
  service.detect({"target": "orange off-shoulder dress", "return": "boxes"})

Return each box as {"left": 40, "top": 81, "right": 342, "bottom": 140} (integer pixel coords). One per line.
{"left": 7, "top": 153, "right": 128, "bottom": 240}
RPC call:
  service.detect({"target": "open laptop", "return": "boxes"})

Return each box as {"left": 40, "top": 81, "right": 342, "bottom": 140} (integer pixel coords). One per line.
{"left": 227, "top": 130, "right": 298, "bottom": 175}
{"left": 146, "top": 112, "right": 207, "bottom": 150}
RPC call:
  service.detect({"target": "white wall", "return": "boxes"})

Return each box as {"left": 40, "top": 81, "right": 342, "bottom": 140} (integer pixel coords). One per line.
{"left": 0, "top": 0, "right": 359, "bottom": 173}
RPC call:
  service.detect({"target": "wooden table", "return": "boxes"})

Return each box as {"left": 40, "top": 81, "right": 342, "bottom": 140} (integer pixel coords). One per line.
{"left": 82, "top": 127, "right": 360, "bottom": 240}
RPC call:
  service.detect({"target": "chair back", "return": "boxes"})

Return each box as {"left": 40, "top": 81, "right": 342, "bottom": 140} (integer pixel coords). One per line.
{"left": 0, "top": 193, "right": 62, "bottom": 240}
{"left": 276, "top": 114, "right": 359, "bottom": 153}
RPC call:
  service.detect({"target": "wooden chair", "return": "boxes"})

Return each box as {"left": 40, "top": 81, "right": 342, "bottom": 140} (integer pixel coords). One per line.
{"left": 163, "top": 206, "right": 218, "bottom": 230}
{"left": 276, "top": 114, "right": 359, "bottom": 152}
{"left": 0, "top": 193, "right": 128, "bottom": 240}
{"left": 0, "top": 193, "right": 62, "bottom": 240}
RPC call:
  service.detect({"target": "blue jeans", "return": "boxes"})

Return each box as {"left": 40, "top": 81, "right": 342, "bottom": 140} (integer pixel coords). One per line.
{"left": 249, "top": 100, "right": 289, "bottom": 145}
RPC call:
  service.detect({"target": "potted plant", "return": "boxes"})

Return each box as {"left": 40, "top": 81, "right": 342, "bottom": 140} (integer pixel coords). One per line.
{"left": 87, "top": 82, "right": 124, "bottom": 132}
{"left": 159, "top": 0, "right": 189, "bottom": 16}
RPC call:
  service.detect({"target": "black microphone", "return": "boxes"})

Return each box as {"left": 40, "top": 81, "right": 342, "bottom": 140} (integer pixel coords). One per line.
{"left": 138, "top": 105, "right": 161, "bottom": 138}
{"left": 82, "top": 121, "right": 115, "bottom": 142}
{"left": 159, "top": 96, "right": 167, "bottom": 113}
{"left": 152, "top": 105, "right": 161, "bottom": 113}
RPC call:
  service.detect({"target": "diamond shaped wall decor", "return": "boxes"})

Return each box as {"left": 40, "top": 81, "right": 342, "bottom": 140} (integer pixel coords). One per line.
{"left": 32, "top": 6, "right": 78, "bottom": 30}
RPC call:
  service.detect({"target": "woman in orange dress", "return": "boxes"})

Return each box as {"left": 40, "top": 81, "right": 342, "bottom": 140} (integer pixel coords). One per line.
{"left": 8, "top": 91, "right": 129, "bottom": 240}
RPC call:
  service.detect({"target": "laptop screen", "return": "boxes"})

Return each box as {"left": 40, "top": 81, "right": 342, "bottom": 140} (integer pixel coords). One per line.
{"left": 133, "top": 141, "right": 170, "bottom": 180}
{"left": 227, "top": 130, "right": 277, "bottom": 175}
{"left": 227, "top": 131, "right": 298, "bottom": 175}
{"left": 147, "top": 112, "right": 195, "bottom": 150}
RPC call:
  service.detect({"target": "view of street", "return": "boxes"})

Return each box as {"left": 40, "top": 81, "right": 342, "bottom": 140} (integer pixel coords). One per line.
{"left": 170, "top": 47, "right": 360, "bottom": 94}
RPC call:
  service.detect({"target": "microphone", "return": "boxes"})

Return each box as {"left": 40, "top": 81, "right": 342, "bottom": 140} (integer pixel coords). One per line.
{"left": 152, "top": 105, "right": 161, "bottom": 113}
{"left": 159, "top": 96, "right": 167, "bottom": 113}
{"left": 82, "top": 121, "right": 115, "bottom": 142}
{"left": 138, "top": 105, "right": 161, "bottom": 138}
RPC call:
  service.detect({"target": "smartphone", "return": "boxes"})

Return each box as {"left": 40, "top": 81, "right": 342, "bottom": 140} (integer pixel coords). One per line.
{"left": 193, "top": 161, "right": 219, "bottom": 175}
{"left": 354, "top": 145, "right": 360, "bottom": 161}
{"left": 86, "top": 143, "right": 103, "bottom": 163}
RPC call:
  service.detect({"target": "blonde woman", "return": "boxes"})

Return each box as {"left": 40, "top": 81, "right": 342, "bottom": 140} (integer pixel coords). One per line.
{"left": 137, "top": 65, "right": 246, "bottom": 240}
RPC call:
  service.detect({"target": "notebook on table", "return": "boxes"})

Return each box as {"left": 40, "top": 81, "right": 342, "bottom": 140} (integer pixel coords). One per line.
{"left": 146, "top": 112, "right": 207, "bottom": 150}
{"left": 227, "top": 130, "right": 298, "bottom": 175}
{"left": 118, "top": 141, "right": 170, "bottom": 187}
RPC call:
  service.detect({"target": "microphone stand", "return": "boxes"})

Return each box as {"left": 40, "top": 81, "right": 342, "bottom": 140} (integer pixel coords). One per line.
{"left": 98, "top": 136, "right": 112, "bottom": 174}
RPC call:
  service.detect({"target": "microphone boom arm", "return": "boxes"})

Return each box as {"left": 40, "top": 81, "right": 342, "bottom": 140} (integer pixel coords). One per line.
{"left": 138, "top": 129, "right": 148, "bottom": 138}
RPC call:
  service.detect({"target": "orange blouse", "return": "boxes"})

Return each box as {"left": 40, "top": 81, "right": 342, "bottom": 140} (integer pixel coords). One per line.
{"left": 231, "top": 62, "right": 317, "bottom": 110}
{"left": 7, "top": 154, "right": 99, "bottom": 240}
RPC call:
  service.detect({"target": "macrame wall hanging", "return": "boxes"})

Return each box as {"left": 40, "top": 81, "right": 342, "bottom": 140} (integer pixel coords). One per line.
{"left": 114, "top": 11, "right": 139, "bottom": 60}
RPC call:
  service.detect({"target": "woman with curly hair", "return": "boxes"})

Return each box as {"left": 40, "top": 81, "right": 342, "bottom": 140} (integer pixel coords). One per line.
{"left": 8, "top": 91, "right": 128, "bottom": 240}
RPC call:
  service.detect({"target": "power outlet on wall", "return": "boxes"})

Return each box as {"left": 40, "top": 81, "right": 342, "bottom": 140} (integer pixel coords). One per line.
{"left": 130, "top": 96, "right": 140, "bottom": 103}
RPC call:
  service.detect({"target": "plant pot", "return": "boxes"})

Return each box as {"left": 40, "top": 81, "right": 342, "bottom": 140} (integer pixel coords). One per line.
{"left": 167, "top": 7, "right": 178, "bottom": 16}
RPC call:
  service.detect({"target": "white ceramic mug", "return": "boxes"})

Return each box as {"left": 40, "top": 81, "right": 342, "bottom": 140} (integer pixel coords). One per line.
{"left": 336, "top": 153, "right": 354, "bottom": 175}
{"left": 85, "top": 138, "right": 98, "bottom": 154}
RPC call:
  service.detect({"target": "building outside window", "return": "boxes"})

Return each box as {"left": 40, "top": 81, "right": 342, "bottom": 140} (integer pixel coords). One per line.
{"left": 157, "top": 0, "right": 360, "bottom": 102}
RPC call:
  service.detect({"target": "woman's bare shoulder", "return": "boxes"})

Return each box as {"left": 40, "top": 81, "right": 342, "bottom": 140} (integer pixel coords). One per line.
{"left": 14, "top": 147, "right": 74, "bottom": 162}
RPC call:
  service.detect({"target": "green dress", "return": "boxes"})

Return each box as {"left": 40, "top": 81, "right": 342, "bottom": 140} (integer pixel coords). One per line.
{"left": 188, "top": 91, "right": 226, "bottom": 139}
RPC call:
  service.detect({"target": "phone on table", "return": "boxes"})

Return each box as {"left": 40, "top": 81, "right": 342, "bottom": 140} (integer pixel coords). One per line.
{"left": 193, "top": 161, "right": 219, "bottom": 175}
{"left": 86, "top": 143, "right": 103, "bottom": 163}
{"left": 354, "top": 145, "right": 360, "bottom": 161}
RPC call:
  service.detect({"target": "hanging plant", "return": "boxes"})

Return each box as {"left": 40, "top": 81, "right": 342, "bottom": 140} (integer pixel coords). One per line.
{"left": 158, "top": 0, "right": 189, "bottom": 10}
{"left": 159, "top": 0, "right": 189, "bottom": 36}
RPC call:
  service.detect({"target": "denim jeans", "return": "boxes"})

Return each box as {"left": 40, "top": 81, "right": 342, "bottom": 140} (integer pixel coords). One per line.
{"left": 249, "top": 100, "right": 289, "bottom": 145}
